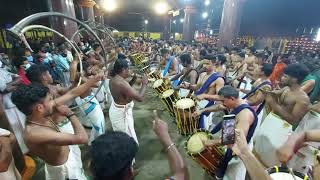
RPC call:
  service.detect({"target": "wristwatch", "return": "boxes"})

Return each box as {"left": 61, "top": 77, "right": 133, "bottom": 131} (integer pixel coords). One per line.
{"left": 66, "top": 113, "right": 76, "bottom": 119}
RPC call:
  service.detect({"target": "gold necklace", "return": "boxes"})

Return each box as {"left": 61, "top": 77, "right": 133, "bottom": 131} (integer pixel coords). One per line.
{"left": 28, "top": 117, "right": 61, "bottom": 132}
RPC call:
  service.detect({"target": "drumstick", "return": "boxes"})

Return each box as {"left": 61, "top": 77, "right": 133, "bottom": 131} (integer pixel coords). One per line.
{"left": 288, "top": 167, "right": 297, "bottom": 180}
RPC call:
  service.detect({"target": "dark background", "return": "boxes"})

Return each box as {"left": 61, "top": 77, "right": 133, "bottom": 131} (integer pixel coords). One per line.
{"left": 0, "top": 0, "right": 319, "bottom": 36}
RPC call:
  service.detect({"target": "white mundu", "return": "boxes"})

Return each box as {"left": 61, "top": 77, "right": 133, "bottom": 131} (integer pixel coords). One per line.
{"left": 254, "top": 112, "right": 292, "bottom": 167}
{"left": 46, "top": 120, "right": 87, "bottom": 180}
{"left": 0, "top": 128, "right": 21, "bottom": 180}
{"left": 75, "top": 95, "right": 106, "bottom": 144}
{"left": 288, "top": 110, "right": 320, "bottom": 174}
{"left": 109, "top": 101, "right": 138, "bottom": 144}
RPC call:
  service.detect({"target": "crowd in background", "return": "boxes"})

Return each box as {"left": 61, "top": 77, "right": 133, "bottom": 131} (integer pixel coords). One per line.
{"left": 1, "top": 35, "right": 320, "bottom": 180}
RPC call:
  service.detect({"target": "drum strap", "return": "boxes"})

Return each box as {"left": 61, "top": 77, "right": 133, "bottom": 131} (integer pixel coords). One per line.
{"left": 195, "top": 72, "right": 222, "bottom": 95}
{"left": 242, "top": 81, "right": 272, "bottom": 99}
{"left": 199, "top": 100, "right": 215, "bottom": 129}
{"left": 213, "top": 104, "right": 258, "bottom": 178}
{"left": 163, "top": 56, "right": 175, "bottom": 77}
{"left": 242, "top": 81, "right": 272, "bottom": 115}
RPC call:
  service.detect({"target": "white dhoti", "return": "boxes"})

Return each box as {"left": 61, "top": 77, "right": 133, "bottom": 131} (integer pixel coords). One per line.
{"left": 288, "top": 111, "right": 320, "bottom": 174}
{"left": 45, "top": 145, "right": 87, "bottom": 180}
{"left": 4, "top": 108, "right": 28, "bottom": 154}
{"left": 93, "top": 81, "right": 106, "bottom": 110}
{"left": 198, "top": 100, "right": 215, "bottom": 131}
{"left": 109, "top": 101, "right": 138, "bottom": 144}
{"left": 45, "top": 121, "right": 87, "bottom": 180}
{"left": 178, "top": 88, "right": 190, "bottom": 97}
{"left": 75, "top": 96, "right": 106, "bottom": 144}
{"left": 0, "top": 157, "right": 21, "bottom": 180}
{"left": 224, "top": 142, "right": 253, "bottom": 180}
{"left": 254, "top": 112, "right": 292, "bottom": 167}
{"left": 104, "top": 79, "right": 113, "bottom": 107}
{"left": 239, "top": 76, "right": 253, "bottom": 99}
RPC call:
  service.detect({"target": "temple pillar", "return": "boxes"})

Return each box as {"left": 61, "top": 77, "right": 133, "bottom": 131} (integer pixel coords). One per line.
{"left": 182, "top": 5, "right": 197, "bottom": 41}
{"left": 47, "top": 0, "right": 78, "bottom": 39}
{"left": 218, "top": 0, "right": 246, "bottom": 47}
{"left": 77, "top": 0, "right": 96, "bottom": 22}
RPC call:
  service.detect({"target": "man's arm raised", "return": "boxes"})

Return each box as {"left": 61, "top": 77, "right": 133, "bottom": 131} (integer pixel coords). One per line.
{"left": 269, "top": 95, "right": 309, "bottom": 125}
{"left": 53, "top": 73, "right": 104, "bottom": 106}
{"left": 125, "top": 74, "right": 148, "bottom": 102}
{"left": 27, "top": 106, "right": 88, "bottom": 146}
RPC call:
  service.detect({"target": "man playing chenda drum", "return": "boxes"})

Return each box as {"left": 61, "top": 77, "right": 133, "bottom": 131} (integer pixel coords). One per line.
{"left": 254, "top": 63, "right": 310, "bottom": 167}
{"left": 180, "top": 55, "right": 224, "bottom": 130}
{"left": 196, "top": 85, "right": 258, "bottom": 180}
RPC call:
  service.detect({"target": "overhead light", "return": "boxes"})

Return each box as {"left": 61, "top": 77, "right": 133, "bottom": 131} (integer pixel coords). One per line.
{"left": 180, "top": 18, "right": 184, "bottom": 23}
{"left": 173, "top": 20, "right": 176, "bottom": 24}
{"left": 202, "top": 12, "right": 208, "bottom": 19}
{"left": 102, "top": 0, "right": 117, "bottom": 12}
{"left": 205, "top": 0, "right": 210, "bottom": 6}
{"left": 316, "top": 28, "right": 320, "bottom": 42}
{"left": 210, "top": 29, "right": 213, "bottom": 35}
{"left": 144, "top": 20, "right": 149, "bottom": 24}
{"left": 154, "top": 1, "right": 168, "bottom": 15}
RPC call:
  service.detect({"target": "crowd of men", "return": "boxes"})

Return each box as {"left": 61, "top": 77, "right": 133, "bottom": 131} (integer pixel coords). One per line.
{"left": 0, "top": 36, "right": 320, "bottom": 180}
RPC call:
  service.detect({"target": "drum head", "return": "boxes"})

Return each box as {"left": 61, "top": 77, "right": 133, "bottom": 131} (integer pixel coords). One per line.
{"left": 187, "top": 132, "right": 209, "bottom": 154}
{"left": 162, "top": 89, "right": 175, "bottom": 98}
{"left": 153, "top": 79, "right": 163, "bottom": 88}
{"left": 267, "top": 167, "right": 308, "bottom": 180}
{"left": 176, "top": 98, "right": 195, "bottom": 109}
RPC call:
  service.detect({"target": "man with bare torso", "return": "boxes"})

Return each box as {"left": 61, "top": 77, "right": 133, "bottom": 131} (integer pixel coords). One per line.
{"left": 240, "top": 64, "right": 273, "bottom": 127}
{"left": 158, "top": 48, "right": 180, "bottom": 79}
{"left": 182, "top": 55, "right": 225, "bottom": 130}
{"left": 254, "top": 63, "right": 310, "bottom": 167}
{"left": 12, "top": 75, "right": 103, "bottom": 180}
{"left": 109, "top": 58, "right": 148, "bottom": 144}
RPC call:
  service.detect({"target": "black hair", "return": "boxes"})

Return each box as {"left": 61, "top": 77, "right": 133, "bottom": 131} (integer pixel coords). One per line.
{"left": 199, "top": 49, "right": 207, "bottom": 57}
{"left": 111, "top": 58, "right": 129, "bottom": 76}
{"left": 231, "top": 47, "right": 240, "bottom": 53}
{"left": 93, "top": 43, "right": 101, "bottom": 51}
{"left": 204, "top": 54, "right": 216, "bottom": 61}
{"left": 26, "top": 64, "right": 49, "bottom": 83}
{"left": 12, "top": 56, "right": 27, "bottom": 69}
{"left": 90, "top": 132, "right": 138, "bottom": 180}
{"left": 238, "top": 52, "right": 245, "bottom": 58}
{"left": 160, "top": 48, "right": 169, "bottom": 55}
{"left": 118, "top": 53, "right": 127, "bottom": 60}
{"left": 180, "top": 53, "right": 192, "bottom": 65}
{"left": 284, "top": 63, "right": 310, "bottom": 84}
{"left": 217, "top": 55, "right": 227, "bottom": 65}
{"left": 218, "top": 85, "right": 239, "bottom": 98}
{"left": 248, "top": 47, "right": 256, "bottom": 54}
{"left": 261, "top": 63, "right": 274, "bottom": 77}
{"left": 11, "top": 83, "right": 49, "bottom": 115}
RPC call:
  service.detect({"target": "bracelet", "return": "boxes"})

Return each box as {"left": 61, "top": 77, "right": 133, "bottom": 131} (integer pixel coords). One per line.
{"left": 166, "top": 143, "right": 176, "bottom": 152}
{"left": 66, "top": 113, "right": 76, "bottom": 119}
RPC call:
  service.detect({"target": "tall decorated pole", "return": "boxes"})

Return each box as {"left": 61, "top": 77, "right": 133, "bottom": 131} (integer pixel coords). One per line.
{"left": 218, "top": 0, "right": 247, "bottom": 47}
{"left": 182, "top": 4, "right": 197, "bottom": 41}
{"left": 47, "top": 0, "right": 79, "bottom": 39}
{"left": 77, "top": 0, "right": 96, "bottom": 22}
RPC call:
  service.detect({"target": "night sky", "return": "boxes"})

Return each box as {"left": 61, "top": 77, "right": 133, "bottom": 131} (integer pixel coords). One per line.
{"left": 0, "top": 0, "right": 319, "bottom": 36}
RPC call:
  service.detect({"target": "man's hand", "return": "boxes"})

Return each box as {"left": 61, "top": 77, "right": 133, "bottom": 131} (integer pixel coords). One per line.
{"left": 265, "top": 93, "right": 276, "bottom": 105}
{"left": 55, "top": 105, "right": 74, "bottom": 117}
{"left": 192, "top": 110, "right": 203, "bottom": 118}
{"left": 228, "top": 129, "right": 250, "bottom": 156}
{"left": 87, "top": 73, "right": 105, "bottom": 87}
{"left": 179, "top": 82, "right": 188, "bottom": 89}
{"left": 142, "top": 74, "right": 148, "bottom": 85}
{"left": 204, "top": 139, "right": 221, "bottom": 148}
{"left": 196, "top": 94, "right": 207, "bottom": 100}
{"left": 152, "top": 110, "right": 171, "bottom": 146}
